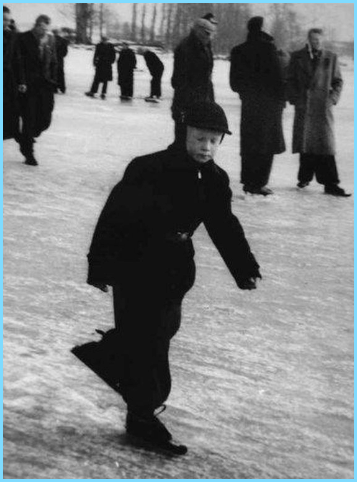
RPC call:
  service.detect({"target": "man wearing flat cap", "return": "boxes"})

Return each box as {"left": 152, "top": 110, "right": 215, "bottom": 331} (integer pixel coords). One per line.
{"left": 230, "top": 16, "right": 286, "bottom": 195}
{"left": 171, "top": 15, "right": 217, "bottom": 145}
{"left": 86, "top": 100, "right": 261, "bottom": 454}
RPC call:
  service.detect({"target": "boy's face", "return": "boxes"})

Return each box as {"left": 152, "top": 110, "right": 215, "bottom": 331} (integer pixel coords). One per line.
{"left": 186, "top": 126, "right": 222, "bottom": 164}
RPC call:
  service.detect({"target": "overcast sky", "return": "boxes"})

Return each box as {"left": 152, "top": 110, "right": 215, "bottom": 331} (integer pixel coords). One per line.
{"left": 7, "top": 3, "right": 354, "bottom": 42}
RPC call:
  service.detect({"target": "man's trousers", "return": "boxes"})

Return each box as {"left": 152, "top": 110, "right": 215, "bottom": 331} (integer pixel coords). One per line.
{"left": 298, "top": 153, "right": 340, "bottom": 186}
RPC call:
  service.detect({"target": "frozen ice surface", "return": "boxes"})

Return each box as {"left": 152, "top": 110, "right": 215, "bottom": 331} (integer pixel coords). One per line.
{"left": 3, "top": 47, "right": 354, "bottom": 478}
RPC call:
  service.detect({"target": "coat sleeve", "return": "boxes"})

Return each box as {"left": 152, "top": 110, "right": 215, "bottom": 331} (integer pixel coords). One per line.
{"left": 203, "top": 170, "right": 261, "bottom": 289}
{"left": 229, "top": 47, "right": 243, "bottom": 94}
{"left": 87, "top": 158, "right": 168, "bottom": 285}
{"left": 286, "top": 53, "right": 300, "bottom": 105}
{"left": 171, "top": 44, "right": 188, "bottom": 90}
{"left": 330, "top": 54, "right": 343, "bottom": 105}
{"left": 93, "top": 45, "right": 99, "bottom": 66}
{"left": 12, "top": 34, "right": 25, "bottom": 85}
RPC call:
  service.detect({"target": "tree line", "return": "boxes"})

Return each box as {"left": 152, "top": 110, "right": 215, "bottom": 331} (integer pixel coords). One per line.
{"left": 73, "top": 3, "right": 326, "bottom": 55}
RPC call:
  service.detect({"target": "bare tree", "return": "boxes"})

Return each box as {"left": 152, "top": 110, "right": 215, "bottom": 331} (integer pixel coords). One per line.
{"left": 150, "top": 4, "right": 158, "bottom": 42}
{"left": 131, "top": 3, "right": 138, "bottom": 41}
{"left": 75, "top": 3, "right": 91, "bottom": 44}
{"left": 141, "top": 3, "right": 147, "bottom": 43}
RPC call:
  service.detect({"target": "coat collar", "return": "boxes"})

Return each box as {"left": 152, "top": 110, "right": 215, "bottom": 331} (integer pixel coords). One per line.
{"left": 166, "top": 143, "right": 215, "bottom": 173}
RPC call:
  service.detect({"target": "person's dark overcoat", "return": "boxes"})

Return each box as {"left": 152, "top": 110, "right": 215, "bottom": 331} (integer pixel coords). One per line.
{"left": 18, "top": 30, "right": 58, "bottom": 138}
{"left": 143, "top": 51, "right": 164, "bottom": 77}
{"left": 230, "top": 31, "right": 285, "bottom": 156}
{"left": 117, "top": 48, "right": 137, "bottom": 86}
{"left": 93, "top": 42, "right": 116, "bottom": 82}
{"left": 87, "top": 144, "right": 260, "bottom": 296}
{"left": 54, "top": 34, "right": 69, "bottom": 92}
{"left": 3, "top": 29, "right": 24, "bottom": 140}
{"left": 171, "top": 31, "right": 214, "bottom": 121}
{"left": 286, "top": 46, "right": 343, "bottom": 155}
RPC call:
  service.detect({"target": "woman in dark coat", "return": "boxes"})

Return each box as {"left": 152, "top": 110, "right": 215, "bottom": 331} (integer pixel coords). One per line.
{"left": 117, "top": 43, "right": 137, "bottom": 100}
{"left": 86, "top": 37, "right": 116, "bottom": 99}
{"left": 171, "top": 18, "right": 216, "bottom": 144}
{"left": 230, "top": 17, "right": 285, "bottom": 195}
{"left": 3, "top": 6, "right": 25, "bottom": 141}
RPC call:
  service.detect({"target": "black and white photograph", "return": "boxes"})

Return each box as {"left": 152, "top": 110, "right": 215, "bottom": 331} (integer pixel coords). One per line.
{"left": 3, "top": 2, "right": 354, "bottom": 478}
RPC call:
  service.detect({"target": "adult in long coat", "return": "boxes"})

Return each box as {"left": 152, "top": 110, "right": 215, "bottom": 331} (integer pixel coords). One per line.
{"left": 3, "top": 6, "right": 26, "bottom": 141}
{"left": 230, "top": 17, "right": 285, "bottom": 195}
{"left": 171, "top": 17, "right": 216, "bottom": 145}
{"left": 143, "top": 50, "right": 164, "bottom": 100}
{"left": 117, "top": 43, "right": 136, "bottom": 99}
{"left": 86, "top": 37, "right": 116, "bottom": 99}
{"left": 86, "top": 101, "right": 261, "bottom": 453}
{"left": 17, "top": 15, "right": 58, "bottom": 166}
{"left": 53, "top": 30, "right": 69, "bottom": 93}
{"left": 286, "top": 28, "right": 350, "bottom": 196}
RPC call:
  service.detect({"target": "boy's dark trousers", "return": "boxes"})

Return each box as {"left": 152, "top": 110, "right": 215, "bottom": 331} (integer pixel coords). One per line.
{"left": 113, "top": 284, "right": 182, "bottom": 416}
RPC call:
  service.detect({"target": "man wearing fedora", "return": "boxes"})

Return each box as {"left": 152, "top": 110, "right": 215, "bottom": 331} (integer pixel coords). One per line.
{"left": 86, "top": 100, "right": 261, "bottom": 454}
{"left": 171, "top": 14, "right": 218, "bottom": 145}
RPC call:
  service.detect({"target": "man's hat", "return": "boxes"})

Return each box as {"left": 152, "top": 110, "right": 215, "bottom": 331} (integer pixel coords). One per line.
{"left": 184, "top": 101, "right": 232, "bottom": 135}
{"left": 193, "top": 17, "right": 217, "bottom": 34}
{"left": 247, "top": 16, "right": 263, "bottom": 32}
{"left": 202, "top": 13, "right": 218, "bottom": 25}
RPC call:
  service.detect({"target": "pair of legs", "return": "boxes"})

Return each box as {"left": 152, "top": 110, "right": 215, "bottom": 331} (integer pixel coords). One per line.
{"left": 112, "top": 285, "right": 182, "bottom": 416}
{"left": 119, "top": 75, "right": 134, "bottom": 98}
{"left": 149, "top": 72, "right": 163, "bottom": 98}
{"left": 19, "top": 87, "right": 54, "bottom": 165}
{"left": 89, "top": 73, "right": 108, "bottom": 96}
{"left": 297, "top": 154, "right": 350, "bottom": 196}
{"left": 298, "top": 153, "right": 339, "bottom": 186}
{"left": 241, "top": 153, "right": 274, "bottom": 194}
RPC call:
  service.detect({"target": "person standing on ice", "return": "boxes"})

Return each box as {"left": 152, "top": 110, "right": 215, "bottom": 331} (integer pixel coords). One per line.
{"left": 17, "top": 14, "right": 58, "bottom": 166}
{"left": 53, "top": 29, "right": 69, "bottom": 94}
{"left": 3, "top": 6, "right": 26, "bottom": 142}
{"left": 85, "top": 36, "right": 116, "bottom": 100}
{"left": 229, "top": 16, "right": 286, "bottom": 196}
{"left": 143, "top": 49, "right": 164, "bottom": 103}
{"left": 117, "top": 42, "right": 137, "bottom": 100}
{"left": 171, "top": 14, "right": 217, "bottom": 145}
{"left": 286, "top": 28, "right": 351, "bottom": 197}
{"left": 86, "top": 100, "right": 261, "bottom": 454}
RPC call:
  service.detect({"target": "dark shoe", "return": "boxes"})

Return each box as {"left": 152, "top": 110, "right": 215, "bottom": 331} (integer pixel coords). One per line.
{"left": 324, "top": 185, "right": 351, "bottom": 197}
{"left": 24, "top": 155, "right": 38, "bottom": 166}
{"left": 244, "top": 186, "right": 273, "bottom": 196}
{"left": 100, "top": 94, "right": 106, "bottom": 99}
{"left": 297, "top": 181, "right": 309, "bottom": 188}
{"left": 126, "top": 410, "right": 187, "bottom": 455}
{"left": 126, "top": 410, "right": 172, "bottom": 442}
{"left": 85, "top": 92, "right": 95, "bottom": 98}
